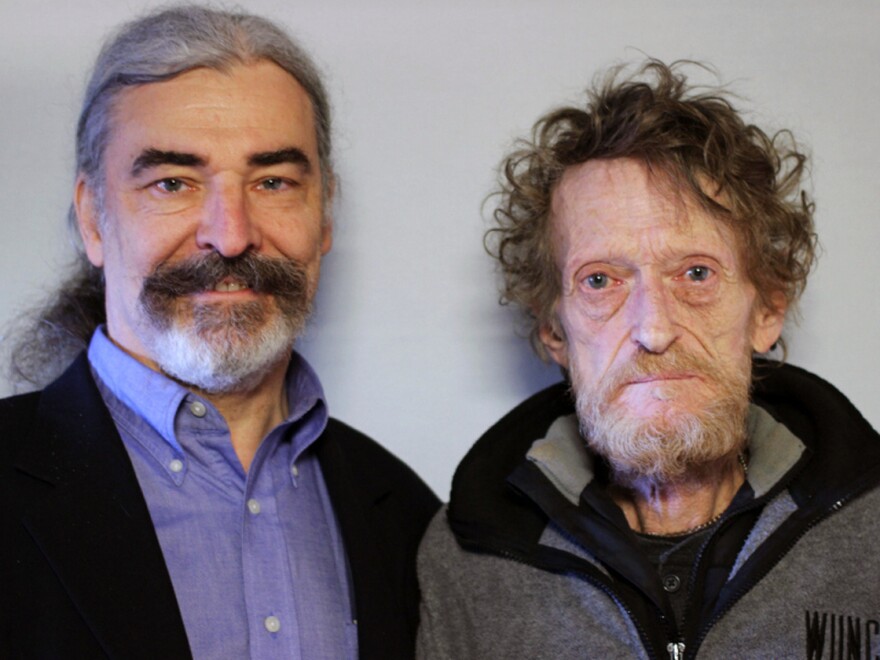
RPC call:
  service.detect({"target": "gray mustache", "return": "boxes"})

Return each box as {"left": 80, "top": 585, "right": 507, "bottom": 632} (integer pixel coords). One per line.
{"left": 141, "top": 252, "right": 308, "bottom": 300}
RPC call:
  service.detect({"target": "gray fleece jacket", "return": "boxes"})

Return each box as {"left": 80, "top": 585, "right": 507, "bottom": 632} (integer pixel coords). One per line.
{"left": 417, "top": 362, "right": 880, "bottom": 659}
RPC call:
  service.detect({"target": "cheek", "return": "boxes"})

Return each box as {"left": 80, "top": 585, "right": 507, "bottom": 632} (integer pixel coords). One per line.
{"left": 110, "top": 236, "right": 165, "bottom": 278}
{"left": 109, "top": 188, "right": 201, "bottom": 251}
{"left": 261, "top": 216, "right": 324, "bottom": 259}
{"left": 569, "top": 285, "right": 628, "bottom": 324}
{"left": 290, "top": 238, "right": 329, "bottom": 275}
{"left": 560, "top": 308, "right": 622, "bottom": 375}
{"left": 679, "top": 289, "right": 756, "bottom": 344}
{"left": 101, "top": 226, "right": 180, "bottom": 302}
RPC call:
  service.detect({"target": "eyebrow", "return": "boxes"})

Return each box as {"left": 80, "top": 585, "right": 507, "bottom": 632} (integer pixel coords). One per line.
{"left": 130, "top": 149, "right": 206, "bottom": 177}
{"left": 129, "top": 146, "right": 313, "bottom": 177}
{"left": 248, "top": 147, "right": 312, "bottom": 173}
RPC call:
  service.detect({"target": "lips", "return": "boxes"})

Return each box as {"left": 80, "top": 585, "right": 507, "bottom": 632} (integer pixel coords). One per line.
{"left": 626, "top": 373, "right": 696, "bottom": 385}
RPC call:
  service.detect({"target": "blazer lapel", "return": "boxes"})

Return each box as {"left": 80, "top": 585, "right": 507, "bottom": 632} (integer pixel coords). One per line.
{"left": 14, "top": 355, "right": 191, "bottom": 659}
{"left": 315, "top": 422, "right": 410, "bottom": 659}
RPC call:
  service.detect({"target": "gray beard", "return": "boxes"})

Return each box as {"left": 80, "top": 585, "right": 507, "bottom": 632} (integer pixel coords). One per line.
{"left": 136, "top": 252, "right": 313, "bottom": 394}
{"left": 572, "top": 348, "right": 752, "bottom": 488}
{"left": 142, "top": 296, "right": 309, "bottom": 395}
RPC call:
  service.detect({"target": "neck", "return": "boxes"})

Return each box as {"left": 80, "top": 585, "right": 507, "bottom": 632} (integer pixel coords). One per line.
{"left": 611, "top": 455, "right": 746, "bottom": 536}
{"left": 108, "top": 332, "right": 291, "bottom": 472}
{"left": 197, "top": 361, "right": 290, "bottom": 472}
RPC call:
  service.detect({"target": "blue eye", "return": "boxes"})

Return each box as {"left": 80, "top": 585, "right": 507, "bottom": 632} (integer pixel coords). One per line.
{"left": 686, "top": 266, "right": 711, "bottom": 282}
{"left": 156, "top": 178, "right": 186, "bottom": 193}
{"left": 585, "top": 273, "right": 609, "bottom": 289}
{"left": 261, "top": 177, "right": 295, "bottom": 191}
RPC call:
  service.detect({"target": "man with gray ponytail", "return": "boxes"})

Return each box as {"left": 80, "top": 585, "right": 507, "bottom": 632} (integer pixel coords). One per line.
{"left": 0, "top": 6, "right": 438, "bottom": 658}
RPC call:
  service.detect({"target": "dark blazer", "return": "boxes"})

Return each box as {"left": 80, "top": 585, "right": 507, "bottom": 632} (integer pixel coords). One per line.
{"left": 0, "top": 354, "right": 440, "bottom": 659}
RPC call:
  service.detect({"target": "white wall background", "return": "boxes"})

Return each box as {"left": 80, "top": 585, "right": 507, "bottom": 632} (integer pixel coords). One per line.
{"left": 1, "top": 0, "right": 877, "bottom": 498}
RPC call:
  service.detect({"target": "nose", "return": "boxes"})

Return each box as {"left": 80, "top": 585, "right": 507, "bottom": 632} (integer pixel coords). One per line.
{"left": 195, "top": 183, "right": 261, "bottom": 257}
{"left": 629, "top": 275, "right": 679, "bottom": 354}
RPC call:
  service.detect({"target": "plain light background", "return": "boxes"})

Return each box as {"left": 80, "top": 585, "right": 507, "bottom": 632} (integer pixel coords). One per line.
{"left": 1, "top": 1, "right": 877, "bottom": 498}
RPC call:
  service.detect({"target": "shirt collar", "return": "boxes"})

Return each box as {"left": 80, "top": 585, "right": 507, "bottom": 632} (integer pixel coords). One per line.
{"left": 88, "top": 327, "right": 188, "bottom": 454}
{"left": 87, "top": 326, "right": 328, "bottom": 459}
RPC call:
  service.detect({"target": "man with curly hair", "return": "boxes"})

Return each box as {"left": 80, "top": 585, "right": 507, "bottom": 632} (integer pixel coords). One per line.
{"left": 417, "top": 61, "right": 880, "bottom": 659}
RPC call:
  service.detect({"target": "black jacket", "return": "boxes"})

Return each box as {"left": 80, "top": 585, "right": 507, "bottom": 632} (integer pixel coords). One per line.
{"left": 434, "top": 361, "right": 880, "bottom": 659}
{"left": 1, "top": 354, "right": 439, "bottom": 659}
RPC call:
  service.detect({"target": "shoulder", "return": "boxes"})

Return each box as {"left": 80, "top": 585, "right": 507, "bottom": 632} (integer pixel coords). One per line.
{"left": 322, "top": 417, "right": 434, "bottom": 490}
{"left": 317, "top": 417, "right": 440, "bottom": 528}
{"left": 450, "top": 382, "right": 572, "bottom": 510}
{"left": 418, "top": 506, "right": 460, "bottom": 572}
{"left": 322, "top": 417, "right": 410, "bottom": 465}
{"left": 417, "top": 508, "right": 463, "bottom": 608}
{"left": 751, "top": 360, "right": 880, "bottom": 496}
{"left": 480, "top": 381, "right": 573, "bottom": 443}
{"left": 0, "top": 391, "right": 42, "bottom": 464}
{"left": 751, "top": 359, "right": 877, "bottom": 443}
{"left": 0, "top": 390, "right": 41, "bottom": 421}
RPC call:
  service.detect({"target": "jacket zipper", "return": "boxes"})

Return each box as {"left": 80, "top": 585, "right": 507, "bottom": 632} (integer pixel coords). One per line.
{"left": 675, "top": 500, "right": 761, "bottom": 659}
{"left": 476, "top": 473, "right": 877, "bottom": 659}
{"left": 667, "top": 642, "right": 685, "bottom": 660}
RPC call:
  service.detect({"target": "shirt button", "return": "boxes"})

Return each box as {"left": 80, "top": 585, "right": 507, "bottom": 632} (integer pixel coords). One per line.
{"left": 169, "top": 459, "right": 184, "bottom": 473}
{"left": 189, "top": 401, "right": 207, "bottom": 417}
{"left": 247, "top": 499, "right": 261, "bottom": 515}
{"left": 662, "top": 574, "right": 682, "bottom": 593}
{"left": 264, "top": 615, "right": 281, "bottom": 633}
{"left": 291, "top": 464, "right": 299, "bottom": 478}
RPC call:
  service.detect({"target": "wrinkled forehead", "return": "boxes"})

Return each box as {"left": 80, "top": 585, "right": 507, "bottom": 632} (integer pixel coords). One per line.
{"left": 550, "top": 157, "right": 740, "bottom": 248}
{"left": 101, "top": 60, "right": 321, "bottom": 164}
{"left": 123, "top": 61, "right": 311, "bottom": 117}
{"left": 552, "top": 158, "right": 721, "bottom": 219}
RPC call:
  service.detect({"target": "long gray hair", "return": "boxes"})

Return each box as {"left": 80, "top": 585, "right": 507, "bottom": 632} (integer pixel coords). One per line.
{"left": 7, "top": 5, "right": 334, "bottom": 391}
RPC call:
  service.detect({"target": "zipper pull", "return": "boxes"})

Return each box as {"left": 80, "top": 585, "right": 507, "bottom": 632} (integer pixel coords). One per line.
{"left": 667, "top": 642, "right": 685, "bottom": 660}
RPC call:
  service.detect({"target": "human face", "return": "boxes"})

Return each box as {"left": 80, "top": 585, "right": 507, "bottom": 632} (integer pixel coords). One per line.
{"left": 539, "top": 158, "right": 785, "bottom": 482}
{"left": 76, "top": 61, "right": 332, "bottom": 392}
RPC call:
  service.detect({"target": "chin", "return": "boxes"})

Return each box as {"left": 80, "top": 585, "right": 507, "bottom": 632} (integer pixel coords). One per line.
{"left": 145, "top": 314, "right": 300, "bottom": 395}
{"left": 613, "top": 388, "right": 716, "bottom": 425}
{"left": 579, "top": 387, "right": 748, "bottom": 486}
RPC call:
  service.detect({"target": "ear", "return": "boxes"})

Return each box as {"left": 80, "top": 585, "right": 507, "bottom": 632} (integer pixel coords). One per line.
{"left": 751, "top": 293, "right": 787, "bottom": 353}
{"left": 320, "top": 176, "right": 335, "bottom": 255}
{"left": 320, "top": 217, "right": 333, "bottom": 255}
{"left": 538, "top": 317, "right": 569, "bottom": 368}
{"left": 74, "top": 176, "right": 105, "bottom": 267}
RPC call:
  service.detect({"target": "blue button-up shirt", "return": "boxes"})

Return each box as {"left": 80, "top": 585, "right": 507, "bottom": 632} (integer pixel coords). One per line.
{"left": 88, "top": 328, "right": 358, "bottom": 659}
